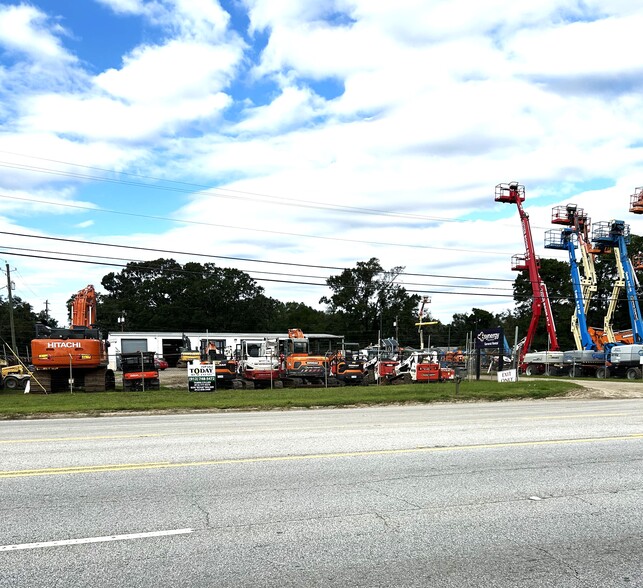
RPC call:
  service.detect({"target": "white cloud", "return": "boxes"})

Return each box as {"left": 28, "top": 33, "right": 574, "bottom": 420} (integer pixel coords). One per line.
{"left": 97, "top": 0, "right": 231, "bottom": 40}
{"left": 75, "top": 220, "right": 95, "bottom": 228}
{"left": 234, "top": 86, "right": 326, "bottom": 133}
{"left": 0, "top": 4, "right": 75, "bottom": 64}
{"left": 4, "top": 0, "right": 643, "bottom": 331}
{"left": 95, "top": 40, "right": 241, "bottom": 103}
{"left": 21, "top": 91, "right": 231, "bottom": 141}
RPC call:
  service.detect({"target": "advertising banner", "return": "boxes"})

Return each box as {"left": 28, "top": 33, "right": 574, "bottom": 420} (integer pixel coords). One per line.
{"left": 475, "top": 328, "right": 504, "bottom": 349}
{"left": 187, "top": 363, "right": 217, "bottom": 392}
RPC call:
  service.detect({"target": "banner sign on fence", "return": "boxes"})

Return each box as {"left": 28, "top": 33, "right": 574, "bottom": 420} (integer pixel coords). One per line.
{"left": 497, "top": 369, "right": 517, "bottom": 383}
{"left": 187, "top": 363, "right": 217, "bottom": 392}
{"left": 475, "top": 328, "right": 504, "bottom": 349}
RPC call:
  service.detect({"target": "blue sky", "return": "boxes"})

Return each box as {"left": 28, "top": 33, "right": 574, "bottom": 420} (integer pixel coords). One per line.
{"left": 1, "top": 0, "right": 643, "bottom": 329}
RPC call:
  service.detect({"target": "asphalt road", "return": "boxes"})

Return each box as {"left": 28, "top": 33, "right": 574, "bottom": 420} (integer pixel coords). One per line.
{"left": 1, "top": 399, "right": 642, "bottom": 587}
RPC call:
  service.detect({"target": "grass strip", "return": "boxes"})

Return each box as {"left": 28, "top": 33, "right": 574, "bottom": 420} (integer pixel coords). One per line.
{"left": 0, "top": 380, "right": 579, "bottom": 419}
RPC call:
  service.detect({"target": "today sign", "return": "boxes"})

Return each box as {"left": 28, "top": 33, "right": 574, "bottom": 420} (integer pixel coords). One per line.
{"left": 187, "top": 363, "right": 218, "bottom": 392}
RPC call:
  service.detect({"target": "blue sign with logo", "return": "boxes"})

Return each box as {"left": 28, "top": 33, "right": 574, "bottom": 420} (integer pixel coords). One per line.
{"left": 475, "top": 328, "right": 504, "bottom": 349}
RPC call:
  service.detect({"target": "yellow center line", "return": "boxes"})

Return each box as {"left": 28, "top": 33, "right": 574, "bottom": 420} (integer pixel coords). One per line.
{"left": 1, "top": 434, "right": 641, "bottom": 479}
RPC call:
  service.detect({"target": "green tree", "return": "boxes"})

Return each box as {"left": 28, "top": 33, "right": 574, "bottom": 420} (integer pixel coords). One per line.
{"left": 98, "top": 258, "right": 274, "bottom": 332}
{"left": 271, "top": 301, "right": 333, "bottom": 334}
{"left": 0, "top": 295, "right": 38, "bottom": 359}
{"left": 320, "top": 258, "right": 421, "bottom": 345}
{"left": 450, "top": 308, "right": 497, "bottom": 342}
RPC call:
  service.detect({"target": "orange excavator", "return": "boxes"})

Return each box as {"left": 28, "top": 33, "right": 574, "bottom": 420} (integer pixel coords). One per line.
{"left": 278, "top": 328, "right": 334, "bottom": 386}
{"left": 30, "top": 285, "right": 115, "bottom": 393}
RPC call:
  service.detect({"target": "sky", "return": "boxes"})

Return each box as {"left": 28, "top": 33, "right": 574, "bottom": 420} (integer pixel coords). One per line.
{"left": 0, "top": 0, "right": 643, "bottom": 334}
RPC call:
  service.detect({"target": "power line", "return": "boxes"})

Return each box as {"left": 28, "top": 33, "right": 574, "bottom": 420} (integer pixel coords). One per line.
{"left": 0, "top": 194, "right": 512, "bottom": 255}
{"left": 0, "top": 151, "right": 466, "bottom": 223}
{"left": 0, "top": 244, "right": 515, "bottom": 292}
{"left": 0, "top": 231, "right": 516, "bottom": 283}
{"left": 1, "top": 247, "right": 603, "bottom": 303}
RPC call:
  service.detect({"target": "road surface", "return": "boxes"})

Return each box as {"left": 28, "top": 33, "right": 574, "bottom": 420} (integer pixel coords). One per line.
{"left": 1, "top": 399, "right": 642, "bottom": 587}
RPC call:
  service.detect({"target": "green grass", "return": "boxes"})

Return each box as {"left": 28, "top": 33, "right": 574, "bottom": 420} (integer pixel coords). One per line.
{"left": 0, "top": 379, "right": 580, "bottom": 419}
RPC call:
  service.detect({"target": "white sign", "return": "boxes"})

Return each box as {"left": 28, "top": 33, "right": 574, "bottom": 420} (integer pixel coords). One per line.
{"left": 188, "top": 364, "right": 214, "bottom": 378}
{"left": 497, "top": 369, "right": 517, "bottom": 383}
{"left": 187, "top": 363, "right": 218, "bottom": 392}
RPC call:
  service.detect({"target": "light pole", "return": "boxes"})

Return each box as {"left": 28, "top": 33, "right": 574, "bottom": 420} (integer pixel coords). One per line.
{"left": 5, "top": 263, "right": 17, "bottom": 355}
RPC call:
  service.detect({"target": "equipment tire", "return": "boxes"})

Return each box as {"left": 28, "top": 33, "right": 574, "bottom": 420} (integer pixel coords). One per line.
{"left": 4, "top": 376, "right": 19, "bottom": 390}
{"left": 596, "top": 367, "right": 610, "bottom": 379}
{"left": 524, "top": 364, "right": 535, "bottom": 376}
{"left": 568, "top": 366, "right": 582, "bottom": 378}
{"left": 626, "top": 368, "right": 641, "bottom": 380}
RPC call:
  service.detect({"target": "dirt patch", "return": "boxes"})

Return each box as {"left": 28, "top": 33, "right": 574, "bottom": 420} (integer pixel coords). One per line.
{"left": 561, "top": 378, "right": 643, "bottom": 399}
{"left": 158, "top": 367, "right": 189, "bottom": 389}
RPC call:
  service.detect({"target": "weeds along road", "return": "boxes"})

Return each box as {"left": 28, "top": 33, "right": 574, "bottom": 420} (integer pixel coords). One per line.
{"left": 1, "top": 399, "right": 642, "bottom": 588}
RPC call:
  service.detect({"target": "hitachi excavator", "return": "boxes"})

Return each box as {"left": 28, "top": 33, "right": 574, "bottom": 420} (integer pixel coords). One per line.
{"left": 30, "top": 285, "right": 115, "bottom": 393}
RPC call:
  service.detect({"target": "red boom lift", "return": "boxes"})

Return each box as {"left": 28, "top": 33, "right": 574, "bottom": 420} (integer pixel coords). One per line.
{"left": 495, "top": 182, "right": 559, "bottom": 365}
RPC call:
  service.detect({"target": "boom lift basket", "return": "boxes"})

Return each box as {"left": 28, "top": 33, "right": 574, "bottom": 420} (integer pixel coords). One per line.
{"left": 494, "top": 182, "right": 525, "bottom": 203}
{"left": 544, "top": 228, "right": 575, "bottom": 250}
{"left": 629, "top": 187, "right": 643, "bottom": 214}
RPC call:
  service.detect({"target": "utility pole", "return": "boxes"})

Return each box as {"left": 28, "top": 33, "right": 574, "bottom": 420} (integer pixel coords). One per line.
{"left": 5, "top": 263, "right": 17, "bottom": 355}
{"left": 44, "top": 300, "right": 50, "bottom": 322}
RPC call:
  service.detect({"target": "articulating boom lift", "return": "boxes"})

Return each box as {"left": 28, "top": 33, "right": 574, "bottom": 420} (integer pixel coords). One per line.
{"left": 495, "top": 182, "right": 559, "bottom": 365}
{"left": 591, "top": 217, "right": 643, "bottom": 378}
{"left": 544, "top": 227, "right": 596, "bottom": 351}
{"left": 592, "top": 220, "right": 643, "bottom": 345}
{"left": 549, "top": 204, "right": 604, "bottom": 349}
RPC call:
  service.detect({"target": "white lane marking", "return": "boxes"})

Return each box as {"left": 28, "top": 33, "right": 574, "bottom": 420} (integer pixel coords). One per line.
{"left": 0, "top": 528, "right": 194, "bottom": 552}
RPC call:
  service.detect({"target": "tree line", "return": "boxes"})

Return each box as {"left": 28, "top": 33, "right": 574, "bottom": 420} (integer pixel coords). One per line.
{"left": 2, "top": 239, "right": 642, "bottom": 359}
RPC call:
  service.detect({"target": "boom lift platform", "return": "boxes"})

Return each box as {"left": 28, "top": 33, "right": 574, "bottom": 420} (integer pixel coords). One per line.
{"left": 628, "top": 186, "right": 643, "bottom": 214}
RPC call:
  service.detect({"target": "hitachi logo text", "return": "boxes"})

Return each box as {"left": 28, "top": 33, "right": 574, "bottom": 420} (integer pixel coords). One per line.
{"left": 48, "top": 342, "right": 82, "bottom": 349}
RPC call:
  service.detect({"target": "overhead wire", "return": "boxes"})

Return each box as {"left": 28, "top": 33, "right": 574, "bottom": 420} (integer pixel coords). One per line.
{"left": 0, "top": 230, "right": 516, "bottom": 284}
{"left": 0, "top": 150, "right": 608, "bottom": 309}
{"left": 0, "top": 243, "right": 516, "bottom": 292}
{"left": 0, "top": 150, "right": 468, "bottom": 223}
{"left": 0, "top": 193, "right": 512, "bottom": 254}
{"left": 1, "top": 246, "right": 614, "bottom": 304}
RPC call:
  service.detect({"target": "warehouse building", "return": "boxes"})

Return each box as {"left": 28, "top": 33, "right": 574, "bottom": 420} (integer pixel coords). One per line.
{"left": 107, "top": 331, "right": 343, "bottom": 371}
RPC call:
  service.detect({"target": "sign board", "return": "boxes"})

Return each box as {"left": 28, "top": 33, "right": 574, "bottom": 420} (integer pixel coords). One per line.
{"left": 187, "top": 363, "right": 218, "bottom": 392}
{"left": 475, "top": 328, "right": 504, "bottom": 349}
{"left": 497, "top": 369, "right": 517, "bottom": 383}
